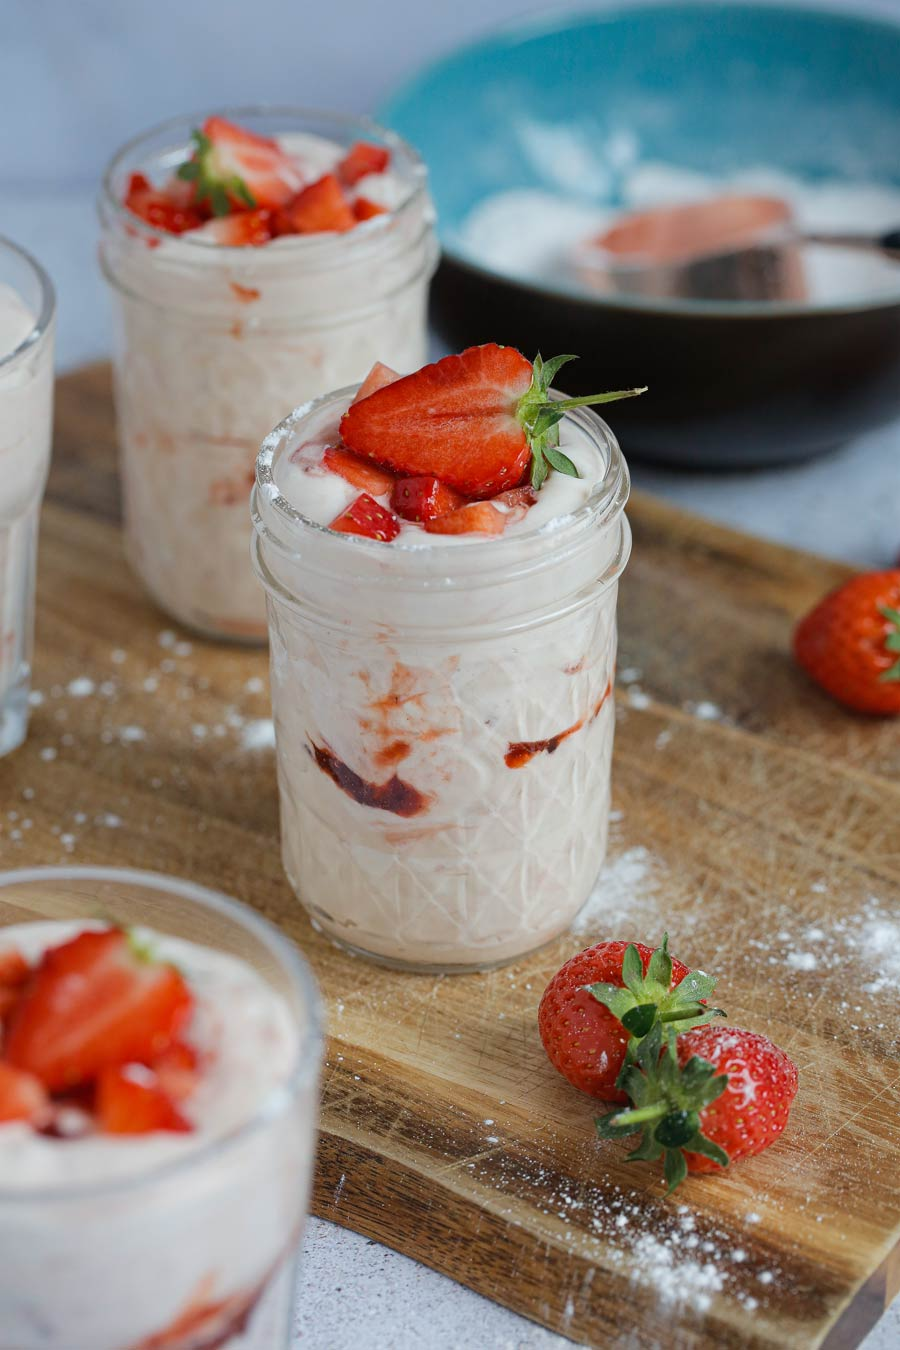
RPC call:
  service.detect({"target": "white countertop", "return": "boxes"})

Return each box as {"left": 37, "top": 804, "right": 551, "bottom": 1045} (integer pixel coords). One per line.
{"left": 4, "top": 0, "right": 898, "bottom": 1342}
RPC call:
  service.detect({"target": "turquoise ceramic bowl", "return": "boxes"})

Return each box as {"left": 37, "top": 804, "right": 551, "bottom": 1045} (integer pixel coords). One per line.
{"left": 381, "top": 2, "right": 900, "bottom": 467}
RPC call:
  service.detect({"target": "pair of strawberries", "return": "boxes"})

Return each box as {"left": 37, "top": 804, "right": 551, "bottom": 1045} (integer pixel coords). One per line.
{"left": 539, "top": 938, "right": 798, "bottom": 1190}
{"left": 125, "top": 115, "right": 390, "bottom": 245}
{"left": 0, "top": 929, "right": 197, "bottom": 1135}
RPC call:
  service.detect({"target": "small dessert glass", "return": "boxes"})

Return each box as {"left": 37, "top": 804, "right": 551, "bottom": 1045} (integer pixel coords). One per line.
{"left": 98, "top": 107, "right": 437, "bottom": 642}
{"left": 252, "top": 388, "right": 631, "bottom": 973}
{"left": 0, "top": 866, "right": 323, "bottom": 1350}
{"left": 0, "top": 239, "right": 55, "bottom": 756}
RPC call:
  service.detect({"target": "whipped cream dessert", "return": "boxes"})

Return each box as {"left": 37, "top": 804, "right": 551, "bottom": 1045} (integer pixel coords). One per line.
{"left": 0, "top": 920, "right": 314, "bottom": 1350}
{"left": 253, "top": 346, "right": 633, "bottom": 969}
{"left": 0, "top": 263, "right": 54, "bottom": 755}
{"left": 100, "top": 112, "right": 436, "bottom": 640}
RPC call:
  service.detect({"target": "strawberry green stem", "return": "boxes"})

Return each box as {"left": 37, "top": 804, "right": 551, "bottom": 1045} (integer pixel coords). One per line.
{"left": 611, "top": 1102, "right": 669, "bottom": 1128}
{"left": 550, "top": 388, "right": 648, "bottom": 413}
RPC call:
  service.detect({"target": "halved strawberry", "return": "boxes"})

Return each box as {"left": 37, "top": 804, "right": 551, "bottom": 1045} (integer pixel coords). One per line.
{"left": 390, "top": 476, "right": 465, "bottom": 523}
{"left": 0, "top": 1062, "right": 47, "bottom": 1125}
{"left": 274, "top": 174, "right": 355, "bottom": 235}
{"left": 338, "top": 141, "right": 390, "bottom": 187}
{"left": 423, "top": 502, "right": 507, "bottom": 536}
{"left": 0, "top": 946, "right": 31, "bottom": 1020}
{"left": 124, "top": 173, "right": 204, "bottom": 234}
{"left": 177, "top": 116, "right": 304, "bottom": 215}
{"left": 150, "top": 1041, "right": 199, "bottom": 1103}
{"left": 354, "top": 196, "right": 388, "bottom": 222}
{"left": 329, "top": 493, "right": 401, "bottom": 542}
{"left": 96, "top": 1063, "right": 192, "bottom": 1135}
{"left": 4, "top": 928, "right": 193, "bottom": 1091}
{"left": 352, "top": 362, "right": 401, "bottom": 404}
{"left": 189, "top": 210, "right": 273, "bottom": 247}
{"left": 340, "top": 345, "right": 646, "bottom": 497}
{"left": 323, "top": 446, "right": 395, "bottom": 495}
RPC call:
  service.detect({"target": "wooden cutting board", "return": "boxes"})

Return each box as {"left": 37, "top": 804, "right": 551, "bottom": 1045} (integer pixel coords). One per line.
{"left": 6, "top": 364, "right": 899, "bottom": 1349}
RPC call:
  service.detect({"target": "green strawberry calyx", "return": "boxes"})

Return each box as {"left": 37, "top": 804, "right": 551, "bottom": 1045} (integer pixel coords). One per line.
{"left": 177, "top": 129, "right": 256, "bottom": 218}
{"left": 516, "top": 354, "right": 647, "bottom": 491}
{"left": 878, "top": 604, "right": 900, "bottom": 682}
{"left": 595, "top": 1021, "right": 730, "bottom": 1192}
{"left": 585, "top": 935, "right": 725, "bottom": 1052}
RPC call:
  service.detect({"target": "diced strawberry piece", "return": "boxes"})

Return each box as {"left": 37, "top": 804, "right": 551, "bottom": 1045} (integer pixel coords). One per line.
{"left": 338, "top": 141, "right": 391, "bottom": 187}
{"left": 494, "top": 485, "right": 538, "bottom": 510}
{"left": 354, "top": 196, "right": 388, "bottom": 221}
{"left": 273, "top": 174, "right": 355, "bottom": 235}
{"left": 0, "top": 946, "right": 31, "bottom": 1021}
{"left": 352, "top": 362, "right": 401, "bottom": 404}
{"left": 323, "top": 446, "right": 395, "bottom": 495}
{"left": 423, "top": 502, "right": 507, "bottom": 536}
{"left": 124, "top": 173, "right": 204, "bottom": 235}
{"left": 192, "top": 116, "right": 304, "bottom": 212}
{"left": 4, "top": 928, "right": 194, "bottom": 1091}
{"left": 149, "top": 1041, "right": 200, "bottom": 1103}
{"left": 0, "top": 1062, "right": 47, "bottom": 1125}
{"left": 188, "top": 210, "right": 273, "bottom": 247}
{"left": 390, "top": 476, "right": 466, "bottom": 523}
{"left": 329, "top": 493, "right": 401, "bottom": 542}
{"left": 96, "top": 1064, "right": 192, "bottom": 1135}
{"left": 340, "top": 344, "right": 536, "bottom": 497}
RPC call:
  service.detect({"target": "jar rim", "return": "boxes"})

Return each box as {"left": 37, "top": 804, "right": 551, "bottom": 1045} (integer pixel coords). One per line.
{"left": 0, "top": 235, "right": 56, "bottom": 372}
{"left": 99, "top": 105, "right": 430, "bottom": 257}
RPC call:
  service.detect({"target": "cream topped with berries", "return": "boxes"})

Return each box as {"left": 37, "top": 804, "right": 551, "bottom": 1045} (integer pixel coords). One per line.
{"left": 274, "top": 343, "right": 645, "bottom": 542}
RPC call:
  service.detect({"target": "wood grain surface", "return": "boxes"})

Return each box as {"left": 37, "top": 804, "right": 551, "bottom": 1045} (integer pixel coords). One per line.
{"left": 4, "top": 364, "right": 898, "bottom": 1349}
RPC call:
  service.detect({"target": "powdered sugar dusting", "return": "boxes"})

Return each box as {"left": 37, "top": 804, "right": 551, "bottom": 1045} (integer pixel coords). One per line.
{"left": 573, "top": 846, "right": 665, "bottom": 936}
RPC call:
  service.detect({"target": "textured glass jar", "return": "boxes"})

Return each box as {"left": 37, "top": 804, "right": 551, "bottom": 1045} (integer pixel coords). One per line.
{"left": 99, "top": 108, "right": 437, "bottom": 642}
{"left": 252, "top": 388, "right": 631, "bottom": 973}
{"left": 0, "top": 238, "right": 55, "bottom": 755}
{"left": 0, "top": 867, "right": 323, "bottom": 1350}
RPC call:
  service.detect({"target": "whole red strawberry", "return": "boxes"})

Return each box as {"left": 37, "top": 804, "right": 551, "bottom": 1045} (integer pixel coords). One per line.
{"left": 794, "top": 570, "right": 900, "bottom": 715}
{"left": 539, "top": 938, "right": 708, "bottom": 1102}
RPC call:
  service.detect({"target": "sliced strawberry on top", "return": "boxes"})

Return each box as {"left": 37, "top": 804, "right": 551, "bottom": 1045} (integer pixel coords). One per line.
{"left": 0, "top": 946, "right": 31, "bottom": 1020}
{"left": 323, "top": 446, "right": 395, "bottom": 495}
{"left": 274, "top": 174, "right": 355, "bottom": 235}
{"left": 124, "top": 173, "right": 205, "bottom": 235}
{"left": 96, "top": 1063, "right": 192, "bottom": 1135}
{"left": 0, "top": 1062, "right": 47, "bottom": 1126}
{"left": 4, "top": 928, "right": 194, "bottom": 1092}
{"left": 149, "top": 1040, "right": 200, "bottom": 1103}
{"left": 189, "top": 210, "right": 273, "bottom": 247}
{"left": 354, "top": 196, "right": 388, "bottom": 222}
{"left": 338, "top": 141, "right": 391, "bottom": 187}
{"left": 352, "top": 362, "right": 400, "bottom": 404}
{"left": 390, "top": 476, "right": 465, "bottom": 523}
{"left": 177, "top": 116, "right": 304, "bottom": 215}
{"left": 340, "top": 344, "right": 646, "bottom": 497}
{"left": 423, "top": 502, "right": 506, "bottom": 536}
{"left": 329, "top": 493, "right": 401, "bottom": 542}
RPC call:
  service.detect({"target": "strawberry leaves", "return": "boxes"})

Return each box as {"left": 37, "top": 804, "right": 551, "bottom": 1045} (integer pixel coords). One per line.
{"left": 586, "top": 935, "right": 725, "bottom": 1047}
{"left": 177, "top": 129, "right": 256, "bottom": 217}
{"left": 879, "top": 604, "right": 900, "bottom": 682}
{"left": 516, "top": 353, "right": 647, "bottom": 491}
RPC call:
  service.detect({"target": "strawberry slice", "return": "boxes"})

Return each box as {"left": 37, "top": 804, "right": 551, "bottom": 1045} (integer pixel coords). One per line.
{"left": 353, "top": 362, "right": 400, "bottom": 404}
{"left": 354, "top": 197, "right": 388, "bottom": 222}
{"left": 390, "top": 476, "right": 465, "bottom": 523}
{"left": 0, "top": 946, "right": 31, "bottom": 1020}
{"left": 149, "top": 1041, "right": 199, "bottom": 1103}
{"left": 124, "top": 173, "right": 204, "bottom": 235}
{"left": 274, "top": 174, "right": 355, "bottom": 235}
{"left": 4, "top": 928, "right": 193, "bottom": 1091}
{"left": 329, "top": 493, "right": 401, "bottom": 542}
{"left": 96, "top": 1064, "right": 192, "bottom": 1135}
{"left": 323, "top": 446, "right": 395, "bottom": 495}
{"left": 177, "top": 116, "right": 304, "bottom": 215}
{"left": 340, "top": 345, "right": 646, "bottom": 497}
{"left": 0, "top": 1062, "right": 47, "bottom": 1125}
{"left": 338, "top": 141, "right": 391, "bottom": 187}
{"left": 423, "top": 502, "right": 507, "bottom": 536}
{"left": 189, "top": 210, "right": 273, "bottom": 247}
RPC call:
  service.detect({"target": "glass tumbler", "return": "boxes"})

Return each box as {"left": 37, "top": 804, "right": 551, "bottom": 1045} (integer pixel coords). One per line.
{"left": 0, "top": 867, "right": 323, "bottom": 1350}
{"left": 99, "top": 107, "right": 437, "bottom": 642}
{"left": 0, "top": 239, "right": 55, "bottom": 756}
{"left": 252, "top": 389, "right": 631, "bottom": 973}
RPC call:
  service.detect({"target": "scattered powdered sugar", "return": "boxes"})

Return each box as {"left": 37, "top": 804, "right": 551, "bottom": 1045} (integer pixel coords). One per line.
{"left": 627, "top": 1233, "right": 724, "bottom": 1312}
{"left": 66, "top": 677, "right": 95, "bottom": 698}
{"left": 241, "top": 718, "right": 276, "bottom": 752}
{"left": 766, "top": 894, "right": 900, "bottom": 997}
{"left": 684, "top": 700, "right": 725, "bottom": 723}
{"left": 573, "top": 846, "right": 663, "bottom": 935}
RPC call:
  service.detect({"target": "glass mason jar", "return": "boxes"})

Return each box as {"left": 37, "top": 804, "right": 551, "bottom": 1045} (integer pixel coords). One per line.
{"left": 0, "top": 238, "right": 55, "bottom": 756}
{"left": 0, "top": 866, "right": 323, "bottom": 1350}
{"left": 252, "top": 389, "right": 631, "bottom": 973}
{"left": 98, "top": 108, "right": 437, "bottom": 642}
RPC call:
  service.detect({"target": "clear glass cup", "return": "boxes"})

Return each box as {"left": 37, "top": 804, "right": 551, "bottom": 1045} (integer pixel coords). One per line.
{"left": 252, "top": 389, "right": 631, "bottom": 973}
{"left": 0, "top": 866, "right": 323, "bottom": 1350}
{"left": 98, "top": 107, "right": 437, "bottom": 643}
{"left": 0, "top": 239, "right": 55, "bottom": 756}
